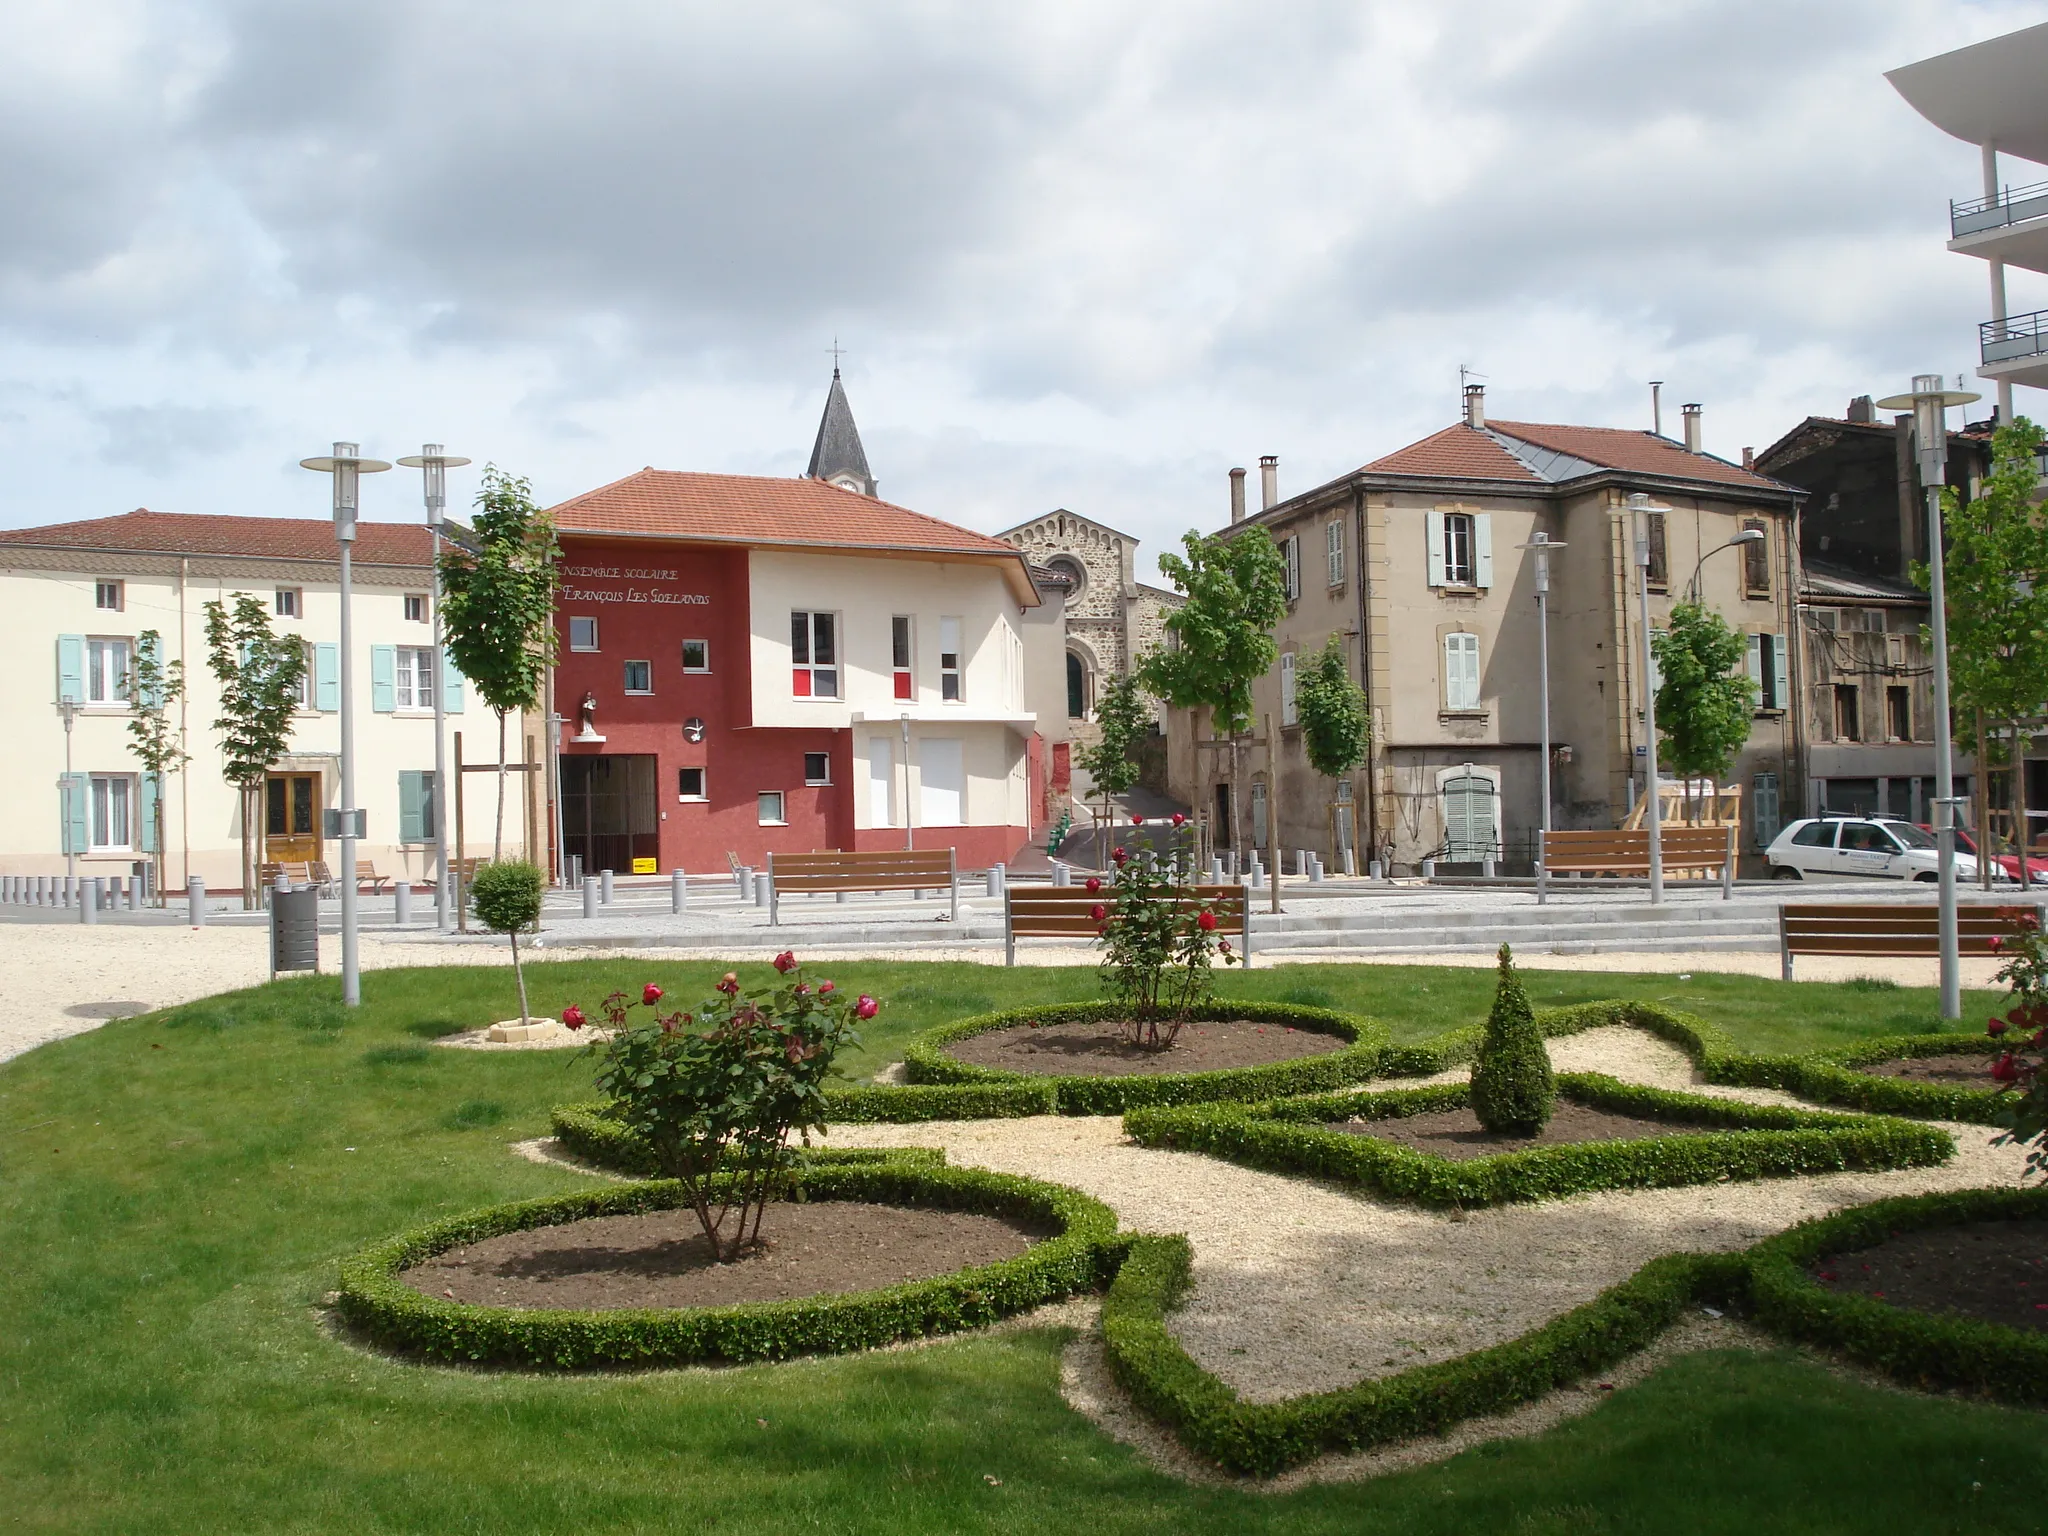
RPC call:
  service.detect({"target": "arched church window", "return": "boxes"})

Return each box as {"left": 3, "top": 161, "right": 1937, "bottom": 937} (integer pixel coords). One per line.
{"left": 1066, "top": 652, "right": 1088, "bottom": 719}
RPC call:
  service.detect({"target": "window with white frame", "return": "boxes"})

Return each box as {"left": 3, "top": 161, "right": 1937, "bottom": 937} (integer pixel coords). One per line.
{"left": 95, "top": 581, "right": 123, "bottom": 612}
{"left": 758, "top": 790, "right": 786, "bottom": 825}
{"left": 1442, "top": 514, "right": 1475, "bottom": 586}
{"left": 804, "top": 751, "right": 831, "bottom": 785}
{"left": 791, "top": 611, "right": 838, "bottom": 698}
{"left": 1443, "top": 631, "right": 1481, "bottom": 711}
{"left": 1280, "top": 651, "right": 1298, "bottom": 726}
{"left": 1282, "top": 535, "right": 1301, "bottom": 601}
{"left": 395, "top": 646, "right": 436, "bottom": 710}
{"left": 1326, "top": 520, "right": 1346, "bottom": 587}
{"left": 90, "top": 774, "right": 133, "bottom": 850}
{"left": 939, "top": 616, "right": 962, "bottom": 702}
{"left": 891, "top": 616, "right": 913, "bottom": 700}
{"left": 1426, "top": 509, "right": 1495, "bottom": 588}
{"left": 275, "top": 588, "right": 300, "bottom": 618}
{"left": 623, "top": 659, "right": 652, "bottom": 694}
{"left": 293, "top": 640, "right": 317, "bottom": 709}
{"left": 681, "top": 639, "right": 710, "bottom": 672}
{"left": 403, "top": 593, "right": 427, "bottom": 622}
{"left": 569, "top": 616, "right": 599, "bottom": 651}
{"left": 677, "top": 766, "right": 707, "bottom": 801}
{"left": 86, "top": 637, "right": 131, "bottom": 704}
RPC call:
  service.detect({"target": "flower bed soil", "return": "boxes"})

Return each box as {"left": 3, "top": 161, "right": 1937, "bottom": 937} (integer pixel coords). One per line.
{"left": 1806, "top": 1217, "right": 2048, "bottom": 1333}
{"left": 941, "top": 1017, "right": 1349, "bottom": 1078}
{"left": 1852, "top": 1053, "right": 2003, "bottom": 1087}
{"left": 1325, "top": 1101, "right": 1721, "bottom": 1163}
{"left": 401, "top": 1201, "right": 1047, "bottom": 1310}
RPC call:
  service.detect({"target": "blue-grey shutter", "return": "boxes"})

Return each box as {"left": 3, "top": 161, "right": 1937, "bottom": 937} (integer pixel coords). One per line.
{"left": 1746, "top": 633, "right": 1762, "bottom": 694}
{"left": 1473, "top": 513, "right": 1495, "bottom": 587}
{"left": 315, "top": 643, "right": 339, "bottom": 711}
{"left": 1425, "top": 511, "right": 1447, "bottom": 587}
{"left": 57, "top": 635, "right": 85, "bottom": 704}
{"left": 370, "top": 646, "right": 396, "bottom": 713}
{"left": 139, "top": 772, "right": 160, "bottom": 853}
{"left": 1772, "top": 634, "right": 1790, "bottom": 714}
{"left": 441, "top": 648, "right": 464, "bottom": 711}
{"left": 60, "top": 774, "right": 88, "bottom": 853}
{"left": 397, "top": 770, "right": 426, "bottom": 843}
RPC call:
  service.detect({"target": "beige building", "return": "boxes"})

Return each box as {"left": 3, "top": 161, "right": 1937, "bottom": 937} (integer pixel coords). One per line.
{"left": 1165, "top": 390, "right": 1804, "bottom": 873}
{"left": 0, "top": 510, "right": 508, "bottom": 892}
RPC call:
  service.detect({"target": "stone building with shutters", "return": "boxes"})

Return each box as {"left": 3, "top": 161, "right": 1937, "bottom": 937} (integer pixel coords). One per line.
{"left": 1161, "top": 387, "right": 1804, "bottom": 872}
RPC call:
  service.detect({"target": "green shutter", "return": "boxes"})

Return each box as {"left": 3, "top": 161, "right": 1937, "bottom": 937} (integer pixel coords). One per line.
{"left": 57, "top": 635, "right": 85, "bottom": 704}
{"left": 316, "top": 643, "right": 340, "bottom": 711}
{"left": 59, "top": 774, "right": 88, "bottom": 854}
{"left": 441, "top": 648, "right": 464, "bottom": 712}
{"left": 398, "top": 770, "right": 427, "bottom": 844}
{"left": 139, "top": 772, "right": 160, "bottom": 854}
{"left": 370, "top": 646, "right": 396, "bottom": 713}
{"left": 1773, "top": 634, "right": 1790, "bottom": 714}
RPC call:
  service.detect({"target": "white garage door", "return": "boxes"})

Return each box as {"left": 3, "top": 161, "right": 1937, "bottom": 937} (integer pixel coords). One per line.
{"left": 920, "top": 738, "right": 964, "bottom": 827}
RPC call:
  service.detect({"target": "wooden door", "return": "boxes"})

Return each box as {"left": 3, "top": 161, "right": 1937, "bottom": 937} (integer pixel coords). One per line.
{"left": 265, "top": 773, "right": 321, "bottom": 863}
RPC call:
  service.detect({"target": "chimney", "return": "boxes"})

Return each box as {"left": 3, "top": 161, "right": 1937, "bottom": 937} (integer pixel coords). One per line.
{"left": 1741, "top": 446, "right": 1754, "bottom": 471}
{"left": 1228, "top": 466, "right": 1247, "bottom": 523}
{"left": 1463, "top": 384, "right": 1485, "bottom": 429}
{"left": 1259, "top": 455, "right": 1279, "bottom": 510}
{"left": 1682, "top": 402, "right": 1703, "bottom": 454}
{"left": 1847, "top": 395, "right": 1875, "bottom": 424}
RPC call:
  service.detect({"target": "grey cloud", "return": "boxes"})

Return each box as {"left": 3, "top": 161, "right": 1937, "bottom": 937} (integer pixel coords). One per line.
{"left": 95, "top": 403, "right": 252, "bottom": 471}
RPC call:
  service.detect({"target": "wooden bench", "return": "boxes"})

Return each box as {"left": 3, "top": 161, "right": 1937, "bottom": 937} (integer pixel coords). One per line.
{"left": 765, "top": 849, "right": 958, "bottom": 926}
{"left": 1004, "top": 883, "right": 1252, "bottom": 967}
{"left": 354, "top": 861, "right": 393, "bottom": 895}
{"left": 1538, "top": 826, "right": 1737, "bottom": 903}
{"left": 1778, "top": 902, "right": 2046, "bottom": 980}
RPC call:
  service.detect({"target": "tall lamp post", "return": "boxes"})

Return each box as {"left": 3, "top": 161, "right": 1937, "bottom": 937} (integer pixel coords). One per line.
{"left": 1626, "top": 492, "right": 1672, "bottom": 903}
{"left": 1875, "top": 374, "right": 1979, "bottom": 1020}
{"left": 1685, "top": 528, "right": 1766, "bottom": 602}
{"left": 1515, "top": 532, "right": 1568, "bottom": 838}
{"left": 396, "top": 446, "right": 471, "bottom": 933}
{"left": 299, "top": 442, "right": 392, "bottom": 1006}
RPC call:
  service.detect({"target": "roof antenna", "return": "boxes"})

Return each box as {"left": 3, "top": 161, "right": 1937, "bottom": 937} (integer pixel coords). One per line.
{"left": 1649, "top": 381, "right": 1664, "bottom": 438}
{"left": 1459, "top": 364, "right": 1486, "bottom": 408}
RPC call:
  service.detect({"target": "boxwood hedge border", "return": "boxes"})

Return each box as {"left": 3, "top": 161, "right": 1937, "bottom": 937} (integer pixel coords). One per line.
{"left": 1746, "top": 1184, "right": 2048, "bottom": 1402}
{"left": 548, "top": 1102, "right": 956, "bottom": 1177}
{"left": 1726, "top": 1034, "right": 2010, "bottom": 1124}
{"left": 1121, "top": 1072, "right": 1954, "bottom": 1208}
{"left": 336, "top": 1160, "right": 1122, "bottom": 1369}
{"left": 900, "top": 999, "right": 1384, "bottom": 1114}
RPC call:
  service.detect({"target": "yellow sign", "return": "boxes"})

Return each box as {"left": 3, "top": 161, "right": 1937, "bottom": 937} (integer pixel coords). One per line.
{"left": 632, "top": 857, "right": 658, "bottom": 875}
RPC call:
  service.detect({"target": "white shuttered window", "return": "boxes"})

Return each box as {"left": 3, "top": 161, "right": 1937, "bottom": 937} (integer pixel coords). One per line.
{"left": 1444, "top": 632, "right": 1481, "bottom": 710}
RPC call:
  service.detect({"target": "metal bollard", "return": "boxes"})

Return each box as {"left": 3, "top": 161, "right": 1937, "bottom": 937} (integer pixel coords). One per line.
{"left": 1368, "top": 858, "right": 1383, "bottom": 879}
{"left": 985, "top": 863, "right": 1005, "bottom": 898}
{"left": 127, "top": 876, "right": 141, "bottom": 911}
{"left": 672, "top": 869, "right": 689, "bottom": 914}
{"left": 1342, "top": 847, "right": 1357, "bottom": 877}
{"left": 1051, "top": 861, "right": 1070, "bottom": 887}
{"left": 1207, "top": 856, "right": 1222, "bottom": 883}
{"left": 1421, "top": 858, "right": 1436, "bottom": 879}
{"left": 599, "top": 869, "right": 615, "bottom": 905}
{"left": 738, "top": 865, "right": 753, "bottom": 895}
{"left": 582, "top": 878, "right": 597, "bottom": 918}
{"left": 1482, "top": 857, "right": 1496, "bottom": 879}
{"left": 1309, "top": 857, "right": 1324, "bottom": 883}
{"left": 81, "top": 878, "right": 102, "bottom": 924}
{"left": 754, "top": 871, "right": 771, "bottom": 908}
{"left": 188, "top": 877, "right": 207, "bottom": 926}
{"left": 569, "top": 854, "right": 583, "bottom": 891}
{"left": 394, "top": 881, "right": 412, "bottom": 925}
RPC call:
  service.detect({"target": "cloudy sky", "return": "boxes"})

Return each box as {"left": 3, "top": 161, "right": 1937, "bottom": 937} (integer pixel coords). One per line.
{"left": 3, "top": 0, "right": 2042, "bottom": 579}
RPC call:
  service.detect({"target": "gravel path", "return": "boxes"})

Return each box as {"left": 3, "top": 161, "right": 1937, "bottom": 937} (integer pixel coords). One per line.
{"left": 832, "top": 1026, "right": 2030, "bottom": 1403}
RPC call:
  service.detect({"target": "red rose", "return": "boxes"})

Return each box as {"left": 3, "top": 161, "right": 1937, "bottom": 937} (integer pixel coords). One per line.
{"left": 1112, "top": 846, "right": 1128, "bottom": 864}
{"left": 1990, "top": 1016, "right": 2010, "bottom": 1036}
{"left": 794, "top": 982, "right": 810, "bottom": 996}
{"left": 1085, "top": 877, "right": 1101, "bottom": 894}
{"left": 855, "top": 994, "right": 879, "bottom": 1019}
{"left": 818, "top": 980, "right": 835, "bottom": 994}
{"left": 1989, "top": 935, "right": 2004, "bottom": 952}
{"left": 561, "top": 1004, "right": 586, "bottom": 1030}
{"left": 1172, "top": 812, "right": 1186, "bottom": 827}
{"left": 717, "top": 972, "right": 740, "bottom": 996}
{"left": 1993, "top": 1052, "right": 2021, "bottom": 1084}
{"left": 1132, "top": 814, "right": 1144, "bottom": 826}
{"left": 1090, "top": 904, "right": 1106, "bottom": 921}
{"left": 773, "top": 950, "right": 798, "bottom": 973}
{"left": 1197, "top": 909, "right": 1218, "bottom": 931}
{"left": 1218, "top": 939, "right": 1232, "bottom": 953}
{"left": 642, "top": 983, "right": 664, "bottom": 1006}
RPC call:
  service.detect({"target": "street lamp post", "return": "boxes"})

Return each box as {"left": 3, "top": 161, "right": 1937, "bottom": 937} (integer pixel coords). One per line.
{"left": 60, "top": 699, "right": 78, "bottom": 889}
{"left": 1685, "top": 529, "right": 1766, "bottom": 602}
{"left": 396, "top": 446, "right": 472, "bottom": 933}
{"left": 299, "top": 442, "right": 392, "bottom": 1006}
{"left": 1875, "top": 374, "right": 1980, "bottom": 1020}
{"left": 1515, "top": 533, "right": 1568, "bottom": 839}
{"left": 1626, "top": 493, "right": 1672, "bottom": 904}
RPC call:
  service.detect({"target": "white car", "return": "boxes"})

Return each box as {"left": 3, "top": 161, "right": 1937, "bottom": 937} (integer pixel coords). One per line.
{"left": 1765, "top": 816, "right": 1991, "bottom": 882}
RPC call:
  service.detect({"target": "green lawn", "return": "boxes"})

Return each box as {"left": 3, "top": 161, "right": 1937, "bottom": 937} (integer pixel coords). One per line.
{"left": 0, "top": 957, "right": 2033, "bottom": 1534}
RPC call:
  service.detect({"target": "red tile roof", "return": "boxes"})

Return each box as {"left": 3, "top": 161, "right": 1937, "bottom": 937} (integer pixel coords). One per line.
{"left": 1361, "top": 425, "right": 1540, "bottom": 481}
{"left": 1487, "top": 419, "right": 1784, "bottom": 491}
{"left": 0, "top": 509, "right": 433, "bottom": 564}
{"left": 549, "top": 469, "right": 1025, "bottom": 559}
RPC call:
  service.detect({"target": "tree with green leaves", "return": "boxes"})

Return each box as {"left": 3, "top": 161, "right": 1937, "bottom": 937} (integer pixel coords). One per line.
{"left": 202, "top": 595, "right": 307, "bottom": 907}
{"left": 1917, "top": 416, "right": 2048, "bottom": 883}
{"left": 1470, "top": 943, "right": 1554, "bottom": 1136}
{"left": 469, "top": 860, "right": 546, "bottom": 1025}
{"left": 439, "top": 466, "right": 560, "bottom": 859}
{"left": 1137, "top": 527, "right": 1287, "bottom": 857}
{"left": 1295, "top": 633, "right": 1370, "bottom": 857}
{"left": 1075, "top": 669, "right": 1148, "bottom": 839}
{"left": 125, "top": 629, "right": 188, "bottom": 906}
{"left": 1650, "top": 600, "right": 1758, "bottom": 825}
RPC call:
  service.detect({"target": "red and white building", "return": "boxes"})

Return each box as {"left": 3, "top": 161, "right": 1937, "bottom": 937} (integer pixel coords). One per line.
{"left": 547, "top": 377, "right": 1048, "bottom": 875}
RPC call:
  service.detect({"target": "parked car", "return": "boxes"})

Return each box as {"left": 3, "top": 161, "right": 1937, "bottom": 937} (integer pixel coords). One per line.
{"left": 1765, "top": 816, "right": 1995, "bottom": 882}
{"left": 1934, "top": 825, "right": 2045, "bottom": 885}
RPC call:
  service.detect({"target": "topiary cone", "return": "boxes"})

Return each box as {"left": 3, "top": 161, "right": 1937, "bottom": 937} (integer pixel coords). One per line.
{"left": 1470, "top": 942, "right": 1554, "bottom": 1136}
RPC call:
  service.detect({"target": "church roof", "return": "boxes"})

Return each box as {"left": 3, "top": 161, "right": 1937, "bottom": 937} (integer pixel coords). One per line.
{"left": 804, "top": 369, "right": 875, "bottom": 494}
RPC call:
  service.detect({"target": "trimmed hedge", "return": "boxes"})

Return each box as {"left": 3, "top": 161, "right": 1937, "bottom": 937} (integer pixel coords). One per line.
{"left": 1375, "top": 999, "right": 1750, "bottom": 1079}
{"left": 1725, "top": 1034, "right": 2011, "bottom": 1124}
{"left": 1100, "top": 1231, "right": 1746, "bottom": 1476}
{"left": 1122, "top": 1072, "right": 1954, "bottom": 1208}
{"left": 902, "top": 999, "right": 1385, "bottom": 1114}
{"left": 824, "top": 1080, "right": 1060, "bottom": 1123}
{"left": 1746, "top": 1185, "right": 2048, "bottom": 1403}
{"left": 549, "top": 1101, "right": 951, "bottom": 1177}
{"left": 337, "top": 1160, "right": 1121, "bottom": 1369}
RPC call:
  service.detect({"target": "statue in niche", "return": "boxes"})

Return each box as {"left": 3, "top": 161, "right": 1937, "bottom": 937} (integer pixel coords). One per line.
{"left": 572, "top": 690, "right": 604, "bottom": 742}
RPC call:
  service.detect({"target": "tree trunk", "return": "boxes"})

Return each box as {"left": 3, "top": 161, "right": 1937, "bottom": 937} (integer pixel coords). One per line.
{"left": 509, "top": 928, "right": 530, "bottom": 1025}
{"left": 1978, "top": 710, "right": 1993, "bottom": 892}
{"left": 493, "top": 708, "right": 508, "bottom": 862}
{"left": 241, "top": 784, "right": 257, "bottom": 910}
{"left": 1231, "top": 735, "right": 1246, "bottom": 869}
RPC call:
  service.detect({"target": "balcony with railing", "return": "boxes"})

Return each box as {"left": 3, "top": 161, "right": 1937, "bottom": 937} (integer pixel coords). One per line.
{"left": 1953, "top": 179, "right": 2048, "bottom": 237}
{"left": 1979, "top": 308, "right": 2048, "bottom": 387}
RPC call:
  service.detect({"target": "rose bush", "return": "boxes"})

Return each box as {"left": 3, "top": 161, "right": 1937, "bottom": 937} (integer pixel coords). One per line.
{"left": 1986, "top": 910, "right": 2048, "bottom": 1177}
{"left": 1097, "top": 822, "right": 1237, "bottom": 1048}
{"left": 564, "top": 957, "right": 868, "bottom": 1262}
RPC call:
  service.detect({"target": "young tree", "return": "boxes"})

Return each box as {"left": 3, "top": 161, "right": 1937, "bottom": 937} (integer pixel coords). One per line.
{"left": 125, "top": 629, "right": 188, "bottom": 905}
{"left": 1137, "top": 527, "right": 1287, "bottom": 858}
{"left": 1295, "top": 633, "right": 1370, "bottom": 856}
{"left": 1650, "top": 601, "right": 1758, "bottom": 824}
{"left": 439, "top": 466, "right": 560, "bottom": 859}
{"left": 1470, "top": 943, "right": 1554, "bottom": 1136}
{"left": 1075, "top": 669, "right": 1148, "bottom": 840}
{"left": 469, "top": 860, "right": 545, "bottom": 1026}
{"left": 202, "top": 596, "right": 307, "bottom": 907}
{"left": 1920, "top": 417, "right": 2048, "bottom": 883}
